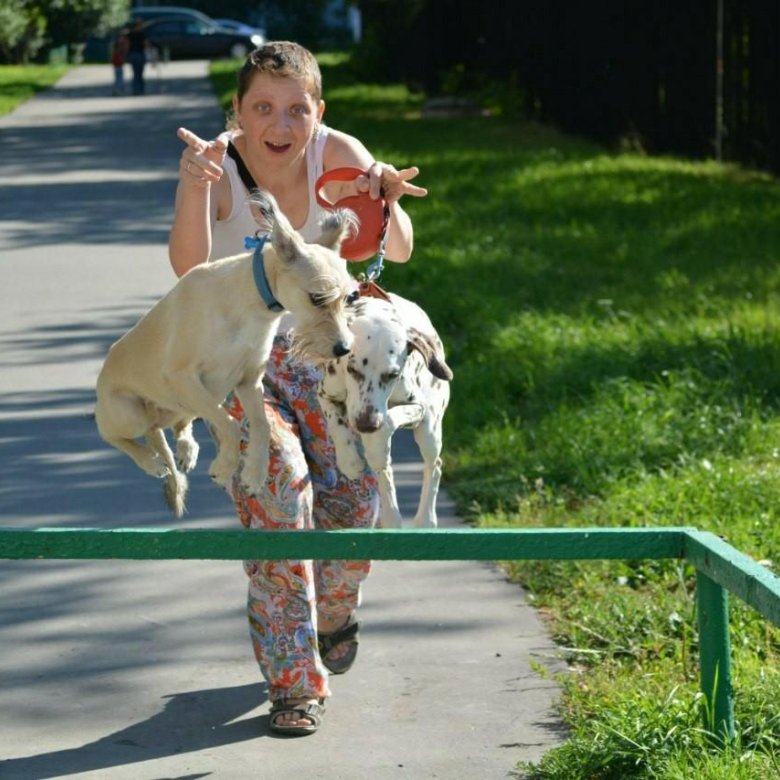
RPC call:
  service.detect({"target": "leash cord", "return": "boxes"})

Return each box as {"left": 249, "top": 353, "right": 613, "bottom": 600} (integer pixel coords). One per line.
{"left": 364, "top": 202, "right": 391, "bottom": 282}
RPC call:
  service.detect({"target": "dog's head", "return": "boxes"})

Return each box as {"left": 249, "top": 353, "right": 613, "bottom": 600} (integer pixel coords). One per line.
{"left": 339, "top": 298, "right": 453, "bottom": 433}
{"left": 249, "top": 189, "right": 359, "bottom": 359}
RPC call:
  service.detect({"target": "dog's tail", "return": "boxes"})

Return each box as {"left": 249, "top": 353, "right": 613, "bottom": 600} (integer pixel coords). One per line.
{"left": 147, "top": 427, "right": 188, "bottom": 518}
{"left": 163, "top": 470, "right": 189, "bottom": 518}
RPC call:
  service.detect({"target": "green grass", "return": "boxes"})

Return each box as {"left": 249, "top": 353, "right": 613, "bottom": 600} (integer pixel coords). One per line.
{"left": 0, "top": 65, "right": 69, "bottom": 116}
{"left": 217, "top": 54, "right": 780, "bottom": 778}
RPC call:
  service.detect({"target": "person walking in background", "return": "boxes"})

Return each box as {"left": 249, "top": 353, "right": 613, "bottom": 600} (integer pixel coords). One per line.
{"left": 169, "top": 41, "right": 427, "bottom": 736}
{"left": 126, "top": 20, "right": 147, "bottom": 96}
{"left": 110, "top": 28, "right": 129, "bottom": 96}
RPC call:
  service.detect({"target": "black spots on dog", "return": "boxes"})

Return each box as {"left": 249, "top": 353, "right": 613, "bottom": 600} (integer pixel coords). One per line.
{"left": 327, "top": 363, "right": 337, "bottom": 375}
{"left": 362, "top": 357, "right": 368, "bottom": 366}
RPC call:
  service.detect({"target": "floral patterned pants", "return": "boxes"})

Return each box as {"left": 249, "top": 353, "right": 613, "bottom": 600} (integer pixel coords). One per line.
{"left": 227, "top": 336, "right": 379, "bottom": 702}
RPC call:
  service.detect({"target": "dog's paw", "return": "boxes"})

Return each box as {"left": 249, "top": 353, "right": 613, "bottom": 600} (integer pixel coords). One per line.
{"left": 140, "top": 454, "right": 171, "bottom": 480}
{"left": 380, "top": 507, "right": 404, "bottom": 529}
{"left": 209, "top": 453, "right": 237, "bottom": 488}
{"left": 239, "top": 452, "right": 270, "bottom": 496}
{"left": 176, "top": 438, "right": 200, "bottom": 473}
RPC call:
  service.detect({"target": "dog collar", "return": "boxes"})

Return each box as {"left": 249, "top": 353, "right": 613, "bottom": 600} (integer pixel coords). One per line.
{"left": 246, "top": 234, "right": 284, "bottom": 313}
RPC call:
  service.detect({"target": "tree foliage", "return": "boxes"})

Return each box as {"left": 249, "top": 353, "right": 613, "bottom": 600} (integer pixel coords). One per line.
{"left": 0, "top": 0, "right": 129, "bottom": 64}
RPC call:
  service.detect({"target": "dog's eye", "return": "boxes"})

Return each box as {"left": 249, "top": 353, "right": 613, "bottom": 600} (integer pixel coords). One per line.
{"left": 345, "top": 290, "right": 360, "bottom": 305}
{"left": 309, "top": 292, "right": 329, "bottom": 308}
{"left": 382, "top": 371, "right": 400, "bottom": 383}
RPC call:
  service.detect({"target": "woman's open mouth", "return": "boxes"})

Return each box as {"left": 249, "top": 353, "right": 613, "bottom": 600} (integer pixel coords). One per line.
{"left": 265, "top": 141, "right": 292, "bottom": 154}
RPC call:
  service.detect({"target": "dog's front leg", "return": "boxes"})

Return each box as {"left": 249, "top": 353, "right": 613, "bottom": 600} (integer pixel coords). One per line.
{"left": 173, "top": 417, "right": 199, "bottom": 473}
{"left": 361, "top": 425, "right": 402, "bottom": 528}
{"left": 164, "top": 373, "right": 241, "bottom": 488}
{"left": 363, "top": 404, "right": 426, "bottom": 528}
{"left": 411, "top": 411, "right": 444, "bottom": 528}
{"left": 317, "top": 390, "right": 366, "bottom": 480}
{"left": 233, "top": 371, "right": 271, "bottom": 494}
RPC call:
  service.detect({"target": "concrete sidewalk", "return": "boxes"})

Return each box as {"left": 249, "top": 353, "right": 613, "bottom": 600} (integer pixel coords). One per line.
{"left": 0, "top": 61, "right": 566, "bottom": 779}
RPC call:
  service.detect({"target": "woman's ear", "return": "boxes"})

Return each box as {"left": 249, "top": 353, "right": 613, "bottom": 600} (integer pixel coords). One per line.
{"left": 232, "top": 94, "right": 241, "bottom": 126}
{"left": 317, "top": 99, "right": 326, "bottom": 123}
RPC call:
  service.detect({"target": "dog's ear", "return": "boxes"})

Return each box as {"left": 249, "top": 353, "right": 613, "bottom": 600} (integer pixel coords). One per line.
{"left": 247, "top": 189, "right": 277, "bottom": 232}
{"left": 248, "top": 188, "right": 304, "bottom": 263}
{"left": 407, "top": 328, "right": 454, "bottom": 381}
{"left": 315, "top": 208, "right": 359, "bottom": 252}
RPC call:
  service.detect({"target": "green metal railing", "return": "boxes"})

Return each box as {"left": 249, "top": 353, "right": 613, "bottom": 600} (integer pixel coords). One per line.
{"left": 3, "top": 525, "right": 780, "bottom": 741}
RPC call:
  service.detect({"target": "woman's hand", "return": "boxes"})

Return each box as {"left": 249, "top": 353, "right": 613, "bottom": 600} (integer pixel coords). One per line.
{"left": 357, "top": 162, "right": 428, "bottom": 204}
{"left": 176, "top": 127, "right": 230, "bottom": 189}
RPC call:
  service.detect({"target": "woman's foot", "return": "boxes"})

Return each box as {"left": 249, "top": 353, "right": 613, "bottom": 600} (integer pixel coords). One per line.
{"left": 269, "top": 698, "right": 325, "bottom": 736}
{"left": 317, "top": 612, "right": 360, "bottom": 674}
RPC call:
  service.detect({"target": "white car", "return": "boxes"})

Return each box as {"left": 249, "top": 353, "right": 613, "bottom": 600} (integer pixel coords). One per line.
{"left": 213, "top": 18, "right": 267, "bottom": 43}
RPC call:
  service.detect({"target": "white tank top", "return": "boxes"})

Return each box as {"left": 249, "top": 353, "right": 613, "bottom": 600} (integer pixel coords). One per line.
{"left": 209, "top": 125, "right": 330, "bottom": 261}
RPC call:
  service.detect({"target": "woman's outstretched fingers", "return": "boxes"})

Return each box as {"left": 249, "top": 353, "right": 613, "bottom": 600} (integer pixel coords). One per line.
{"left": 177, "top": 127, "right": 227, "bottom": 186}
{"left": 359, "top": 162, "right": 428, "bottom": 203}
{"left": 396, "top": 166, "right": 428, "bottom": 197}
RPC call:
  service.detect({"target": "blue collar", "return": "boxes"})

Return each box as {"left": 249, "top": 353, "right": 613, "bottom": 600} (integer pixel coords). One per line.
{"left": 246, "top": 234, "right": 284, "bottom": 313}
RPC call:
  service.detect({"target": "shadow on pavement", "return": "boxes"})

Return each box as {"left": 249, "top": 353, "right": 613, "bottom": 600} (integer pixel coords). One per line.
{"left": 0, "top": 682, "right": 267, "bottom": 780}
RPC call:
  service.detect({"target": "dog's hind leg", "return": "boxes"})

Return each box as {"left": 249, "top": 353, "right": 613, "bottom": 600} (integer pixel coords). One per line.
{"left": 146, "top": 427, "right": 188, "bottom": 518}
{"left": 95, "top": 393, "right": 170, "bottom": 478}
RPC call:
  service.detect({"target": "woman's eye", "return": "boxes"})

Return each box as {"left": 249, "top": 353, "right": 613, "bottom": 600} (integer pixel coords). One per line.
{"left": 290, "top": 105, "right": 307, "bottom": 116}
{"left": 255, "top": 102, "right": 271, "bottom": 113}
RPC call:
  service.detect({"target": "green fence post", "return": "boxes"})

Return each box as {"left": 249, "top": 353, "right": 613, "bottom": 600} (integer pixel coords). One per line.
{"left": 696, "top": 569, "right": 734, "bottom": 743}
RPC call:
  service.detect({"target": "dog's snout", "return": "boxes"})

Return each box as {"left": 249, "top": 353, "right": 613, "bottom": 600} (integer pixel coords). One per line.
{"left": 355, "top": 407, "right": 382, "bottom": 433}
{"left": 332, "top": 340, "right": 352, "bottom": 358}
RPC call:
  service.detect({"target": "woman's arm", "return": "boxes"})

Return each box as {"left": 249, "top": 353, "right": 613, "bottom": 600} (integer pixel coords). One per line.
{"left": 324, "top": 129, "right": 427, "bottom": 263}
{"left": 168, "top": 128, "right": 230, "bottom": 278}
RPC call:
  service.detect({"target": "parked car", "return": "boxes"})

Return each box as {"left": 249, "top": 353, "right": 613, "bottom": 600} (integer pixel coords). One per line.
{"left": 130, "top": 6, "right": 215, "bottom": 25}
{"left": 213, "top": 18, "right": 267, "bottom": 42}
{"left": 143, "top": 17, "right": 263, "bottom": 60}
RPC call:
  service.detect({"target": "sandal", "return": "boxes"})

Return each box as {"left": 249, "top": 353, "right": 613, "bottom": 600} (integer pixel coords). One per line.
{"left": 317, "top": 611, "right": 360, "bottom": 675}
{"left": 268, "top": 698, "right": 325, "bottom": 737}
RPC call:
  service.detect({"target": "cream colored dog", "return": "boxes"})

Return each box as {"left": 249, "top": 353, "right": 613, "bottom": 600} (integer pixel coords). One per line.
{"left": 95, "top": 190, "right": 357, "bottom": 516}
{"left": 318, "top": 292, "right": 452, "bottom": 528}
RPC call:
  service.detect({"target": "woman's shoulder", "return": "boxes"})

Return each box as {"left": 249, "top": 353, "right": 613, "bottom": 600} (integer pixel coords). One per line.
{"left": 322, "top": 127, "right": 373, "bottom": 170}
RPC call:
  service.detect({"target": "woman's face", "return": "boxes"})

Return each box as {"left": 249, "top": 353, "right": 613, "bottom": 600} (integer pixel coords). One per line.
{"left": 234, "top": 72, "right": 324, "bottom": 168}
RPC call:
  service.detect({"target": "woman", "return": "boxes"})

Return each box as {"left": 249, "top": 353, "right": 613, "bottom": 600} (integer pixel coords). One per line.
{"left": 169, "top": 41, "right": 427, "bottom": 736}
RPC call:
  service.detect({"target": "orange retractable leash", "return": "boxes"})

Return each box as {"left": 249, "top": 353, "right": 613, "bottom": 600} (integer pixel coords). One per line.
{"left": 315, "top": 167, "right": 390, "bottom": 263}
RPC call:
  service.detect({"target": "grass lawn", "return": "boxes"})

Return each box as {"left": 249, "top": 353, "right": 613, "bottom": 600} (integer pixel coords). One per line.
{"left": 0, "top": 65, "right": 69, "bottom": 116}
{"left": 217, "top": 55, "right": 779, "bottom": 777}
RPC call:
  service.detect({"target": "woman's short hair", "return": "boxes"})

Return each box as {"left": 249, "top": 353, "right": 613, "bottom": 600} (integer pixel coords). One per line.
{"left": 237, "top": 41, "right": 322, "bottom": 102}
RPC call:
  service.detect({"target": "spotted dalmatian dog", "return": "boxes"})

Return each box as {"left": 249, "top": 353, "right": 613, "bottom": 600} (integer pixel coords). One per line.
{"left": 318, "top": 291, "right": 453, "bottom": 528}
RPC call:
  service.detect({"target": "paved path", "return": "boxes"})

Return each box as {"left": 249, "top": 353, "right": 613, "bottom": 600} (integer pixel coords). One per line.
{"left": 0, "top": 61, "right": 566, "bottom": 779}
